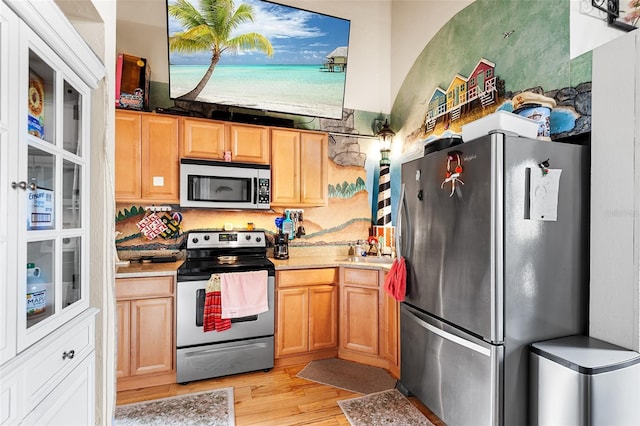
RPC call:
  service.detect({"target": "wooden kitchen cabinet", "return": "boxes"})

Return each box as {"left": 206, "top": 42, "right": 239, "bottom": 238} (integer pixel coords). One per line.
{"left": 275, "top": 268, "right": 338, "bottom": 366}
{"left": 116, "top": 275, "right": 175, "bottom": 391}
{"left": 115, "top": 110, "right": 180, "bottom": 203}
{"left": 382, "top": 276, "right": 401, "bottom": 378}
{"left": 339, "top": 267, "right": 399, "bottom": 375}
{"left": 270, "top": 128, "right": 328, "bottom": 207}
{"left": 180, "top": 117, "right": 269, "bottom": 164}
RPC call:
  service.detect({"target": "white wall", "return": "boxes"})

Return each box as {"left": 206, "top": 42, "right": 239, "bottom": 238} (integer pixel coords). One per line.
{"left": 390, "top": 0, "right": 471, "bottom": 106}
{"left": 591, "top": 30, "right": 640, "bottom": 352}
{"left": 570, "top": 0, "right": 633, "bottom": 58}
{"left": 57, "top": 0, "right": 118, "bottom": 423}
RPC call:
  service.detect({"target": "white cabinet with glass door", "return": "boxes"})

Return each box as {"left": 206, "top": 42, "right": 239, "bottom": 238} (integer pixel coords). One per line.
{"left": 0, "top": 0, "right": 103, "bottom": 422}
{"left": 14, "top": 13, "right": 92, "bottom": 351}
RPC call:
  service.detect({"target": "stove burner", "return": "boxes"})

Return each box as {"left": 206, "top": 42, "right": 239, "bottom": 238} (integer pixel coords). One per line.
{"left": 178, "top": 231, "right": 274, "bottom": 280}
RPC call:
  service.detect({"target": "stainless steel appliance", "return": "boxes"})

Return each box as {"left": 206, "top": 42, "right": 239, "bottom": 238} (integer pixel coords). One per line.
{"left": 176, "top": 230, "right": 275, "bottom": 383}
{"left": 396, "top": 132, "right": 589, "bottom": 426}
{"left": 180, "top": 159, "right": 271, "bottom": 209}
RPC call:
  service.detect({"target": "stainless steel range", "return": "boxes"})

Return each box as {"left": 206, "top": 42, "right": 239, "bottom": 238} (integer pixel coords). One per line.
{"left": 176, "top": 230, "right": 275, "bottom": 383}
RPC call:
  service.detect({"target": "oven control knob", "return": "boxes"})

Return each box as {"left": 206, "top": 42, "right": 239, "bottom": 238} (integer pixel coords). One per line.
{"left": 192, "top": 237, "right": 199, "bottom": 244}
{"left": 204, "top": 235, "right": 210, "bottom": 241}
{"left": 256, "top": 236, "right": 262, "bottom": 243}
{"left": 245, "top": 234, "right": 251, "bottom": 241}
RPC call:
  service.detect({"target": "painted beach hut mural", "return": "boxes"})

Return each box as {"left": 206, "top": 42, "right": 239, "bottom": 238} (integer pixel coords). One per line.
{"left": 321, "top": 46, "right": 348, "bottom": 72}
{"left": 446, "top": 74, "right": 468, "bottom": 119}
{"left": 422, "top": 57, "right": 498, "bottom": 132}
{"left": 467, "top": 58, "right": 496, "bottom": 106}
{"left": 425, "top": 87, "right": 447, "bottom": 132}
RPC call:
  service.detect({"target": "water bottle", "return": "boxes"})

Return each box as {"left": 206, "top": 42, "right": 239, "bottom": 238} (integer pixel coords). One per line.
{"left": 26, "top": 263, "right": 47, "bottom": 317}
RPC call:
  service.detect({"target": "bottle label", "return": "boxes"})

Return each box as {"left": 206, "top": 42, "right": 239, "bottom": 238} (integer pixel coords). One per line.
{"left": 27, "top": 289, "right": 46, "bottom": 316}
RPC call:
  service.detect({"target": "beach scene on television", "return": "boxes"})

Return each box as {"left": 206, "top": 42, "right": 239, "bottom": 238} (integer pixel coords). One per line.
{"left": 167, "top": 0, "right": 351, "bottom": 119}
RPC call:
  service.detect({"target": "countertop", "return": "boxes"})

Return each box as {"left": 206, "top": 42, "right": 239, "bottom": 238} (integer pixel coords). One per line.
{"left": 115, "top": 260, "right": 184, "bottom": 278}
{"left": 270, "top": 256, "right": 394, "bottom": 271}
{"left": 114, "top": 256, "right": 392, "bottom": 278}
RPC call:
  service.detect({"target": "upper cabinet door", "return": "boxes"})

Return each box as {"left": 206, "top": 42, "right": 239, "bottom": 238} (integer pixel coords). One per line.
{"left": 228, "top": 123, "right": 269, "bottom": 164}
{"left": 141, "top": 114, "right": 179, "bottom": 202}
{"left": 270, "top": 128, "right": 301, "bottom": 206}
{"left": 180, "top": 117, "right": 226, "bottom": 160}
{"left": 299, "top": 132, "right": 328, "bottom": 206}
{"left": 115, "top": 111, "right": 142, "bottom": 201}
{"left": 271, "top": 128, "right": 328, "bottom": 207}
{"left": 15, "top": 20, "right": 91, "bottom": 352}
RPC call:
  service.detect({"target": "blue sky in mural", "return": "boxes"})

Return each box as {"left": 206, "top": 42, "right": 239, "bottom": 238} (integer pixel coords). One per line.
{"left": 167, "top": 0, "right": 351, "bottom": 65}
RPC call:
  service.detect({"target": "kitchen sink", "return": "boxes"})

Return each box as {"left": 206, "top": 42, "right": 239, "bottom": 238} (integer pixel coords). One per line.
{"left": 343, "top": 256, "right": 395, "bottom": 264}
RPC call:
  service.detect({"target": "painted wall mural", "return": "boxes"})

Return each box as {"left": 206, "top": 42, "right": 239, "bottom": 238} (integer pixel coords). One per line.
{"left": 116, "top": 0, "right": 593, "bottom": 256}
{"left": 115, "top": 139, "right": 378, "bottom": 254}
{"left": 391, "top": 0, "right": 591, "bottom": 158}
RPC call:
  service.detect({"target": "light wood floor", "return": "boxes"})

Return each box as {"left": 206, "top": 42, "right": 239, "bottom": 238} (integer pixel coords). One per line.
{"left": 116, "top": 363, "right": 444, "bottom": 425}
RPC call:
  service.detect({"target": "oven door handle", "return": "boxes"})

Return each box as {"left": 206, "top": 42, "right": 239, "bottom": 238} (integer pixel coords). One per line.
{"left": 196, "top": 289, "right": 205, "bottom": 327}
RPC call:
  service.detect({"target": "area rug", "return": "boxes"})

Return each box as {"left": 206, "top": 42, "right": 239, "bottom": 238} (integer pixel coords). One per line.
{"left": 296, "top": 358, "right": 396, "bottom": 394}
{"left": 338, "top": 389, "right": 434, "bottom": 426}
{"left": 114, "top": 387, "right": 235, "bottom": 426}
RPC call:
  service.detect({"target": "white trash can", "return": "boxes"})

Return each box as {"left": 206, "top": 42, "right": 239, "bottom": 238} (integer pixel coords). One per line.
{"left": 530, "top": 335, "right": 640, "bottom": 426}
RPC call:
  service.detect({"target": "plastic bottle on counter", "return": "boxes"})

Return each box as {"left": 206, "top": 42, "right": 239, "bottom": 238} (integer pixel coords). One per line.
{"left": 282, "top": 212, "right": 294, "bottom": 241}
{"left": 354, "top": 241, "right": 360, "bottom": 257}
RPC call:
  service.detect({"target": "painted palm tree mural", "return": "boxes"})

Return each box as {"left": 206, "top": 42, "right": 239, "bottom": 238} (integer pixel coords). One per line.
{"left": 168, "top": 0, "right": 274, "bottom": 101}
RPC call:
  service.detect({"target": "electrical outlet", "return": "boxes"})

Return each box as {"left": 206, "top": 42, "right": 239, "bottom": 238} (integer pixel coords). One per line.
{"left": 145, "top": 205, "right": 172, "bottom": 212}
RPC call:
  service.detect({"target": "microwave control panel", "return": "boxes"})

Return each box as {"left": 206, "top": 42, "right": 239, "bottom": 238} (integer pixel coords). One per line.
{"left": 258, "top": 178, "right": 270, "bottom": 205}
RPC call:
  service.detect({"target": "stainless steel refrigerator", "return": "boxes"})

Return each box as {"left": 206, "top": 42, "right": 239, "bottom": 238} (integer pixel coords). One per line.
{"left": 396, "top": 132, "right": 589, "bottom": 426}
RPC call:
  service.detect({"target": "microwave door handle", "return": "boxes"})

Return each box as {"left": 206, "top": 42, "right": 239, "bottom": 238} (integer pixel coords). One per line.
{"left": 253, "top": 177, "right": 258, "bottom": 204}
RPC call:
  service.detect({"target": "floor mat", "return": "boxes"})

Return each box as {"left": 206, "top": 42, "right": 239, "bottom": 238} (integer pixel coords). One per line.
{"left": 338, "top": 388, "right": 434, "bottom": 426}
{"left": 114, "top": 387, "right": 234, "bottom": 426}
{"left": 297, "top": 358, "right": 396, "bottom": 394}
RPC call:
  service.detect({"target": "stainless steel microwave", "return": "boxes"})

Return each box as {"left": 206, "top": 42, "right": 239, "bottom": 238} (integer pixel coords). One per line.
{"left": 180, "top": 159, "right": 270, "bottom": 210}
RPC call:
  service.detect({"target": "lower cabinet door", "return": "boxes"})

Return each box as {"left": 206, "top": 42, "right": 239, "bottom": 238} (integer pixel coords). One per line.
{"left": 116, "top": 300, "right": 130, "bottom": 378}
{"left": 340, "top": 285, "right": 379, "bottom": 354}
{"left": 275, "top": 288, "right": 309, "bottom": 357}
{"left": 131, "top": 297, "right": 173, "bottom": 376}
{"left": 22, "top": 352, "right": 95, "bottom": 426}
{"left": 308, "top": 285, "right": 338, "bottom": 351}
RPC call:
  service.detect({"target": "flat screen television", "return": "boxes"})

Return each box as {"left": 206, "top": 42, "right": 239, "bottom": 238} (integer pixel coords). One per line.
{"left": 166, "top": 0, "right": 351, "bottom": 119}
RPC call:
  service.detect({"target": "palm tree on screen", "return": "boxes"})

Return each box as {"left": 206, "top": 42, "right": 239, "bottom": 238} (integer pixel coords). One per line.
{"left": 168, "top": 0, "right": 274, "bottom": 101}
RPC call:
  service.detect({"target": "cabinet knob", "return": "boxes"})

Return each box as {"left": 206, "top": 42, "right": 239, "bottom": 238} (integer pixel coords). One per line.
{"left": 11, "top": 181, "right": 37, "bottom": 191}
{"left": 62, "top": 349, "right": 75, "bottom": 360}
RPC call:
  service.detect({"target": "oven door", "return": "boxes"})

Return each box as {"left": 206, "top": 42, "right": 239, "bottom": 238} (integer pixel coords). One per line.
{"left": 176, "top": 275, "right": 275, "bottom": 347}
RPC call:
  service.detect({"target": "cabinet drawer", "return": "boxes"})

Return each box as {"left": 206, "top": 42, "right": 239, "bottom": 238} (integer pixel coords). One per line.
{"left": 277, "top": 268, "right": 338, "bottom": 288}
{"left": 23, "top": 309, "right": 96, "bottom": 410}
{"left": 22, "top": 352, "right": 94, "bottom": 426}
{"left": 342, "top": 268, "right": 379, "bottom": 287}
{"left": 116, "top": 276, "right": 174, "bottom": 299}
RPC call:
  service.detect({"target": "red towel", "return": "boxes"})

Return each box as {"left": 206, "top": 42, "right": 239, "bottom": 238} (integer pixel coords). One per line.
{"left": 384, "top": 257, "right": 407, "bottom": 302}
{"left": 203, "top": 291, "right": 231, "bottom": 332}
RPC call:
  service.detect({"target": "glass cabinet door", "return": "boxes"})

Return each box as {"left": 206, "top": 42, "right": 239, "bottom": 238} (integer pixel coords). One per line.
{"left": 17, "top": 22, "right": 90, "bottom": 350}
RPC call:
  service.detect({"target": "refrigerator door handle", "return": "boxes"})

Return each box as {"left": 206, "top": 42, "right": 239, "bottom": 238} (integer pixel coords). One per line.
{"left": 396, "top": 183, "right": 411, "bottom": 259}
{"left": 405, "top": 305, "right": 491, "bottom": 356}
